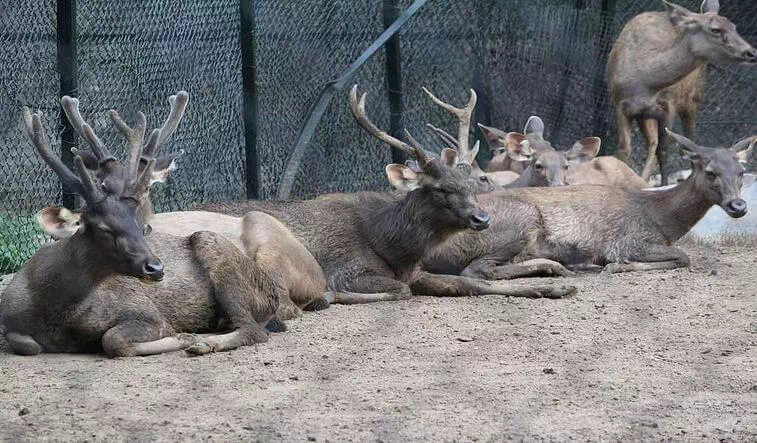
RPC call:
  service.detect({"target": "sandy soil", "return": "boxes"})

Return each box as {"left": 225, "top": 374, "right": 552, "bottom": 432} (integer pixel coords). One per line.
{"left": 0, "top": 243, "right": 755, "bottom": 441}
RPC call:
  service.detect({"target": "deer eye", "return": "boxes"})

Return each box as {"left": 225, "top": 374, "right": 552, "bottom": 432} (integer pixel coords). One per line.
{"left": 478, "top": 176, "right": 488, "bottom": 182}
{"left": 143, "top": 224, "right": 152, "bottom": 236}
{"left": 710, "top": 27, "right": 723, "bottom": 36}
{"left": 705, "top": 170, "right": 717, "bottom": 181}
{"left": 534, "top": 163, "right": 543, "bottom": 170}
{"left": 497, "top": 148, "right": 507, "bottom": 155}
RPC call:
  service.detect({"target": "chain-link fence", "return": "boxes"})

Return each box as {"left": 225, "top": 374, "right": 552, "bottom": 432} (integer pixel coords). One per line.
{"left": 2, "top": 0, "right": 757, "bottom": 273}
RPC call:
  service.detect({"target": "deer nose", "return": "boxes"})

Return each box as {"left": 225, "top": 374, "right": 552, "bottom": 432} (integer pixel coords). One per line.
{"left": 469, "top": 209, "right": 491, "bottom": 231}
{"left": 143, "top": 260, "right": 165, "bottom": 281}
{"left": 742, "top": 48, "right": 757, "bottom": 63}
{"left": 726, "top": 199, "right": 747, "bottom": 217}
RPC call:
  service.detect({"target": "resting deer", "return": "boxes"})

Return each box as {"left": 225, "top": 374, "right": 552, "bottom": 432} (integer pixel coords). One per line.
{"left": 423, "top": 129, "right": 754, "bottom": 279}
{"left": 482, "top": 116, "right": 600, "bottom": 189}
{"left": 196, "top": 85, "right": 575, "bottom": 300}
{"left": 609, "top": 0, "right": 757, "bottom": 184}
{"left": 564, "top": 143, "right": 651, "bottom": 190}
{"left": 1, "top": 93, "right": 281, "bottom": 357}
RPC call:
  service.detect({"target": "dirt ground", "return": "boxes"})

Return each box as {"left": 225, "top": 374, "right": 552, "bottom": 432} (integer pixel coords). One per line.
{"left": 0, "top": 243, "right": 755, "bottom": 441}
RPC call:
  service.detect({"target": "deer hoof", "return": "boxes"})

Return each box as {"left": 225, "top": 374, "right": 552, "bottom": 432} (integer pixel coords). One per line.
{"left": 544, "top": 285, "right": 577, "bottom": 299}
{"left": 185, "top": 341, "right": 214, "bottom": 356}
{"left": 175, "top": 333, "right": 200, "bottom": 348}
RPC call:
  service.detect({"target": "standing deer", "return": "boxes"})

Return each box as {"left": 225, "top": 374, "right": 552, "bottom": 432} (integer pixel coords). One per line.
{"left": 1, "top": 93, "right": 281, "bottom": 357}
{"left": 195, "top": 85, "right": 576, "bottom": 300}
{"left": 609, "top": 0, "right": 757, "bottom": 184}
{"left": 423, "top": 129, "right": 754, "bottom": 279}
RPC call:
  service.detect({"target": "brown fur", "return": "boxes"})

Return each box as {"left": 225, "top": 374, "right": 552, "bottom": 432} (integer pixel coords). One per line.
{"left": 1, "top": 93, "right": 280, "bottom": 357}
{"left": 424, "top": 132, "right": 754, "bottom": 278}
{"left": 608, "top": 0, "right": 756, "bottom": 184}
{"left": 566, "top": 156, "right": 650, "bottom": 189}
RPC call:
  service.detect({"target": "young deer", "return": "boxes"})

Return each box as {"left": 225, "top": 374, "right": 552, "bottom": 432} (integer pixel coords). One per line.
{"left": 195, "top": 86, "right": 575, "bottom": 300}
{"left": 423, "top": 129, "right": 754, "bottom": 279}
{"left": 498, "top": 117, "right": 601, "bottom": 189}
{"left": 609, "top": 0, "right": 757, "bottom": 184}
{"left": 1, "top": 93, "right": 280, "bottom": 357}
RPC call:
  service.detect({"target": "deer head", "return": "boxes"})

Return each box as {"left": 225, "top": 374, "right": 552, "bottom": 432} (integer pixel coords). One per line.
{"left": 350, "top": 85, "right": 490, "bottom": 231}
{"left": 667, "top": 128, "right": 755, "bottom": 218}
{"left": 24, "top": 101, "right": 164, "bottom": 281}
{"left": 663, "top": 0, "right": 757, "bottom": 64}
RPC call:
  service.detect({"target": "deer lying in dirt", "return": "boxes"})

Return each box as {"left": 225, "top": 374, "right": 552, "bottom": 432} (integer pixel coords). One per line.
{"left": 196, "top": 86, "right": 575, "bottom": 300}
{"left": 609, "top": 0, "right": 757, "bottom": 184}
{"left": 477, "top": 116, "right": 602, "bottom": 189}
{"left": 1, "top": 93, "right": 281, "bottom": 357}
{"left": 423, "top": 129, "right": 754, "bottom": 279}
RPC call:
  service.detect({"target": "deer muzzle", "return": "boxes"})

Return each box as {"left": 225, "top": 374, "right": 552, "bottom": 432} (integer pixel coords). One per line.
{"left": 468, "top": 209, "right": 491, "bottom": 231}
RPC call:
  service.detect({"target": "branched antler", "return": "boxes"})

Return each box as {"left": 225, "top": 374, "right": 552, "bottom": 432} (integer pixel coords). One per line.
{"left": 422, "top": 87, "right": 477, "bottom": 165}
{"left": 22, "top": 107, "right": 102, "bottom": 202}
{"left": 349, "top": 85, "right": 430, "bottom": 165}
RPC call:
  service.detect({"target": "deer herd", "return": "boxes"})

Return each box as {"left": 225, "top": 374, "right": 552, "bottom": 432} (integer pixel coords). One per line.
{"left": 1, "top": 0, "right": 756, "bottom": 358}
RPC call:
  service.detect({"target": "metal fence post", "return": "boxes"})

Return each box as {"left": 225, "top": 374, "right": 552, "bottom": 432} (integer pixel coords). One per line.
{"left": 57, "top": 0, "right": 78, "bottom": 209}
{"left": 383, "top": 0, "right": 405, "bottom": 165}
{"left": 240, "top": 0, "right": 259, "bottom": 199}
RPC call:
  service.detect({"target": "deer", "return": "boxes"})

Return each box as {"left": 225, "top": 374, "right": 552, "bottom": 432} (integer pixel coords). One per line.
{"left": 0, "top": 92, "right": 282, "bottom": 357}
{"left": 476, "top": 116, "right": 601, "bottom": 189}
{"left": 422, "top": 129, "right": 754, "bottom": 279}
{"left": 194, "top": 85, "right": 576, "bottom": 301}
{"left": 608, "top": 0, "right": 757, "bottom": 185}
{"left": 563, "top": 142, "right": 651, "bottom": 190}
{"left": 48, "top": 93, "right": 330, "bottom": 333}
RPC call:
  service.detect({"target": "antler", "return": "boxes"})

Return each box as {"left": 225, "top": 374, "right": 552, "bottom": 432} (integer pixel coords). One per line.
{"left": 426, "top": 123, "right": 459, "bottom": 150}
{"left": 349, "top": 85, "right": 430, "bottom": 165}
{"left": 422, "top": 87, "right": 477, "bottom": 165}
{"left": 22, "top": 107, "right": 102, "bottom": 202}
{"left": 142, "top": 91, "right": 189, "bottom": 159}
{"left": 61, "top": 96, "right": 116, "bottom": 165}
{"left": 108, "top": 109, "right": 147, "bottom": 191}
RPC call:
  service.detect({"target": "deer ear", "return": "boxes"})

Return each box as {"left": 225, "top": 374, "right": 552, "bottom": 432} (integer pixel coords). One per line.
{"left": 36, "top": 206, "right": 82, "bottom": 239}
{"left": 667, "top": 128, "right": 703, "bottom": 163}
{"left": 505, "top": 133, "right": 532, "bottom": 161}
{"left": 731, "top": 136, "right": 755, "bottom": 164}
{"left": 385, "top": 164, "right": 420, "bottom": 192}
{"left": 147, "top": 149, "right": 184, "bottom": 185}
{"left": 477, "top": 123, "right": 508, "bottom": 146}
{"left": 440, "top": 148, "right": 458, "bottom": 167}
{"left": 523, "top": 116, "right": 545, "bottom": 137}
{"left": 567, "top": 137, "right": 601, "bottom": 164}
{"left": 664, "top": 1, "right": 695, "bottom": 27}
{"left": 700, "top": 0, "right": 719, "bottom": 14}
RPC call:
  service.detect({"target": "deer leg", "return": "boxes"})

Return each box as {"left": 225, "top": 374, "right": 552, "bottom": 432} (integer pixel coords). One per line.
{"left": 461, "top": 258, "right": 575, "bottom": 280}
{"left": 410, "top": 272, "right": 576, "bottom": 299}
{"left": 614, "top": 109, "right": 633, "bottom": 164}
{"left": 265, "top": 291, "right": 302, "bottom": 333}
{"left": 102, "top": 320, "right": 194, "bottom": 357}
{"left": 187, "top": 231, "right": 278, "bottom": 354}
{"left": 638, "top": 118, "right": 659, "bottom": 181}
{"left": 324, "top": 276, "right": 413, "bottom": 305}
{"left": 656, "top": 108, "right": 676, "bottom": 186}
{"left": 5, "top": 332, "right": 43, "bottom": 356}
{"left": 680, "top": 110, "right": 697, "bottom": 140}
{"left": 601, "top": 245, "right": 690, "bottom": 274}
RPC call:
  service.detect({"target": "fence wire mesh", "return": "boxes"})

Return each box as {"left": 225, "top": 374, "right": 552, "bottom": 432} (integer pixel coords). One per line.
{"left": 2, "top": 0, "right": 757, "bottom": 273}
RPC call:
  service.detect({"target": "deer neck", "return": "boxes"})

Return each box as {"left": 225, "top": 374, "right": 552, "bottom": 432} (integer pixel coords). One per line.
{"left": 31, "top": 234, "right": 115, "bottom": 306}
{"left": 645, "top": 36, "right": 705, "bottom": 91}
{"left": 646, "top": 170, "right": 715, "bottom": 241}
{"left": 361, "top": 191, "right": 461, "bottom": 277}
